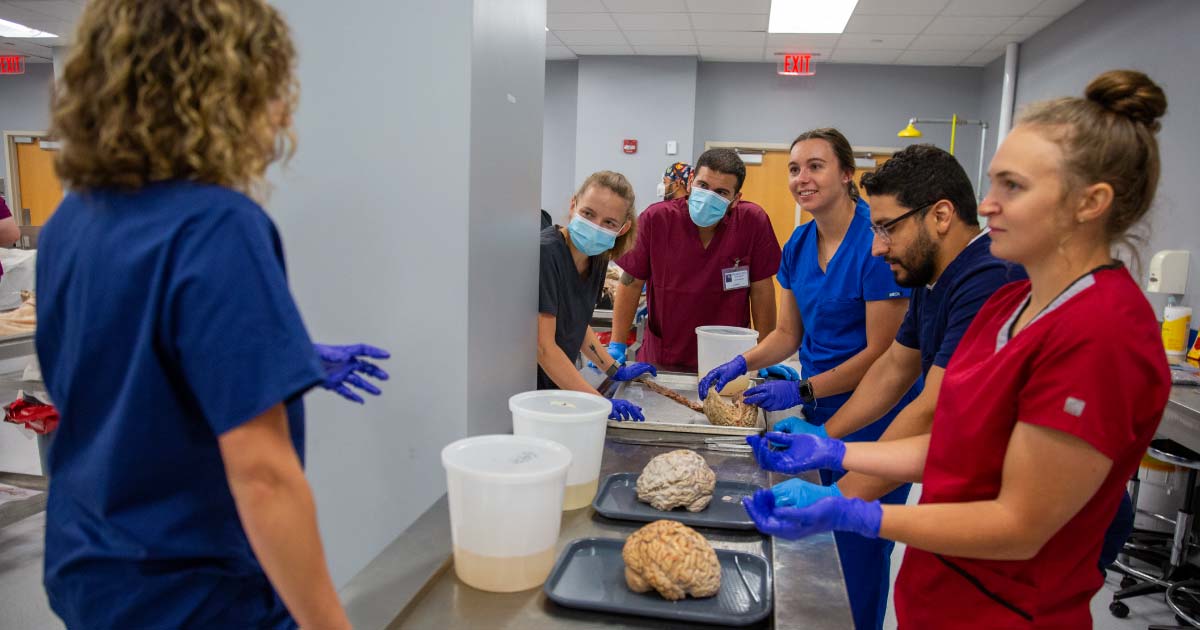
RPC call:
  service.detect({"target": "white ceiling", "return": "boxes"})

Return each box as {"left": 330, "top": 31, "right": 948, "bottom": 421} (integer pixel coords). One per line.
{"left": 548, "top": 0, "right": 1088, "bottom": 67}
{"left": 0, "top": 0, "right": 83, "bottom": 63}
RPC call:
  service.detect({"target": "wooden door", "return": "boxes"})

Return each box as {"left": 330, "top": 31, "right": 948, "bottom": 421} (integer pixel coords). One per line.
{"left": 740, "top": 150, "right": 810, "bottom": 318}
{"left": 14, "top": 138, "right": 64, "bottom": 226}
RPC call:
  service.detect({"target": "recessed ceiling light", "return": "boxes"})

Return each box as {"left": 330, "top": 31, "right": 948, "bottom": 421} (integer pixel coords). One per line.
{"left": 0, "top": 18, "right": 56, "bottom": 38}
{"left": 768, "top": 0, "right": 859, "bottom": 34}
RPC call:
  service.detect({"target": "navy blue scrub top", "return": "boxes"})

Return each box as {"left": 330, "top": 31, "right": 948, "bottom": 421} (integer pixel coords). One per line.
{"left": 895, "top": 231, "right": 1026, "bottom": 375}
{"left": 35, "top": 182, "right": 323, "bottom": 629}
{"left": 777, "top": 198, "right": 917, "bottom": 436}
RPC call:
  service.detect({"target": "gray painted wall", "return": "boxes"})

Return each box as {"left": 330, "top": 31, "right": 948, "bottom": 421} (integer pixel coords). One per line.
{"left": 0, "top": 64, "right": 53, "bottom": 184}
{"left": 977, "top": 55, "right": 1006, "bottom": 196}
{"left": 574, "top": 56, "right": 697, "bottom": 214}
{"left": 269, "top": 0, "right": 543, "bottom": 586}
{"left": 542, "top": 60, "right": 577, "bottom": 220}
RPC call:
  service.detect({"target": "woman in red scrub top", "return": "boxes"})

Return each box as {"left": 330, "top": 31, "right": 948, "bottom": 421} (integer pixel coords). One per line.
{"left": 742, "top": 69, "right": 1173, "bottom": 628}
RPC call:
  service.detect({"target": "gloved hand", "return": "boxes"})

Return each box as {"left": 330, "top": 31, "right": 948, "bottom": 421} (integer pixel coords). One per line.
{"left": 742, "top": 489, "right": 881, "bottom": 540}
{"left": 742, "top": 380, "right": 803, "bottom": 411}
{"left": 771, "top": 416, "right": 828, "bottom": 438}
{"left": 609, "top": 399, "right": 645, "bottom": 422}
{"left": 772, "top": 478, "right": 841, "bottom": 508}
{"left": 745, "top": 432, "right": 846, "bottom": 474}
{"left": 758, "top": 364, "right": 800, "bottom": 381}
{"left": 607, "top": 342, "right": 628, "bottom": 365}
{"left": 613, "top": 362, "right": 657, "bottom": 382}
{"left": 315, "top": 343, "right": 390, "bottom": 404}
{"left": 698, "top": 355, "right": 747, "bottom": 400}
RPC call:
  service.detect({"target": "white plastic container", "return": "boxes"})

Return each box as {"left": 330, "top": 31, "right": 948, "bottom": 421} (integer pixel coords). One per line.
{"left": 696, "top": 325, "right": 759, "bottom": 396}
{"left": 441, "top": 435, "right": 572, "bottom": 592}
{"left": 510, "top": 390, "right": 610, "bottom": 510}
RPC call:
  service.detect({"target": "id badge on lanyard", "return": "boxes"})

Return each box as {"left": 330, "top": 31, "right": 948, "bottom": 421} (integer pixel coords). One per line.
{"left": 722, "top": 258, "right": 750, "bottom": 291}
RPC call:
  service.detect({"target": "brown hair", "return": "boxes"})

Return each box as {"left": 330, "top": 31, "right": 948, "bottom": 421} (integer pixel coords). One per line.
{"left": 1018, "top": 69, "right": 1167, "bottom": 252}
{"left": 574, "top": 171, "right": 638, "bottom": 258}
{"left": 791, "top": 128, "right": 859, "bottom": 200}
{"left": 51, "top": 0, "right": 298, "bottom": 195}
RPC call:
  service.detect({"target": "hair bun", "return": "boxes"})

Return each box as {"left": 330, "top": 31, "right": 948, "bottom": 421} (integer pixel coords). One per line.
{"left": 1085, "top": 69, "right": 1167, "bottom": 132}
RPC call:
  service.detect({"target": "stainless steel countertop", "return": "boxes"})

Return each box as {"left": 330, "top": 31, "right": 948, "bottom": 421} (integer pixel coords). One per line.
{"left": 1156, "top": 386, "right": 1200, "bottom": 454}
{"left": 343, "top": 428, "right": 852, "bottom": 630}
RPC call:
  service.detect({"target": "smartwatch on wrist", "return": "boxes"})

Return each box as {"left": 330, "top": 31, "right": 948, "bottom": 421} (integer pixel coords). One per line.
{"left": 797, "top": 379, "right": 815, "bottom": 404}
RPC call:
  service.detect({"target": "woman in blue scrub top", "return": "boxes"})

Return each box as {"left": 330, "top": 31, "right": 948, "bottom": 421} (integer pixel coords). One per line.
{"left": 700, "top": 128, "right": 915, "bottom": 630}
{"left": 34, "top": 2, "right": 386, "bottom": 628}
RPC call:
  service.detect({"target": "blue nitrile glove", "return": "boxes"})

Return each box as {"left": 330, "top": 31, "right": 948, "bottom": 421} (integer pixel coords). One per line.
{"left": 742, "top": 489, "right": 881, "bottom": 540}
{"left": 613, "top": 362, "right": 657, "bottom": 382}
{"left": 771, "top": 416, "right": 829, "bottom": 438}
{"left": 607, "top": 342, "right": 628, "bottom": 365}
{"left": 772, "top": 478, "right": 841, "bottom": 508}
{"left": 698, "top": 355, "right": 747, "bottom": 400}
{"left": 742, "top": 380, "right": 803, "bottom": 411}
{"left": 609, "top": 399, "right": 645, "bottom": 422}
{"left": 745, "top": 432, "right": 846, "bottom": 474}
{"left": 758, "top": 364, "right": 800, "bottom": 381}
{"left": 314, "top": 343, "right": 391, "bottom": 404}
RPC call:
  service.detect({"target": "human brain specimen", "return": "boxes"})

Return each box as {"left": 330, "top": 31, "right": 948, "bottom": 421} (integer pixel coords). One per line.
{"left": 636, "top": 449, "right": 716, "bottom": 512}
{"left": 623, "top": 520, "right": 722, "bottom": 600}
{"left": 703, "top": 387, "right": 759, "bottom": 427}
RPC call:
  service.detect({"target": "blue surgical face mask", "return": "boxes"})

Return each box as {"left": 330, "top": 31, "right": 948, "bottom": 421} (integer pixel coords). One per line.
{"left": 688, "top": 186, "right": 731, "bottom": 227}
{"left": 567, "top": 214, "right": 619, "bottom": 256}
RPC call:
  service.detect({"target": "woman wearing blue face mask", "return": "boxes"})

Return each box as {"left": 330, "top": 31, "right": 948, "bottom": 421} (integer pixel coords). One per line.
{"left": 538, "top": 171, "right": 656, "bottom": 421}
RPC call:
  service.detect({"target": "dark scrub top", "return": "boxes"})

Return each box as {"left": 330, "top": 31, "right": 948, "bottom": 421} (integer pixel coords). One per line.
{"left": 36, "top": 181, "right": 323, "bottom": 629}
{"left": 537, "top": 225, "right": 605, "bottom": 390}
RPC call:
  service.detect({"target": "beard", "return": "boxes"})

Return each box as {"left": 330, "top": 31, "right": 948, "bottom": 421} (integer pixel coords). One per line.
{"left": 888, "top": 226, "right": 939, "bottom": 288}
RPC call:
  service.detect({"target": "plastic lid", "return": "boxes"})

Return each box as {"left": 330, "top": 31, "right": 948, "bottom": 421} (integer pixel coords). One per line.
{"left": 509, "top": 391, "right": 611, "bottom": 423}
{"left": 441, "top": 434, "right": 572, "bottom": 482}
{"left": 695, "top": 325, "right": 758, "bottom": 338}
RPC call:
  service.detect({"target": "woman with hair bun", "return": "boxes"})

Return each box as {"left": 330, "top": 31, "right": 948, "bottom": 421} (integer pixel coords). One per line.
{"left": 741, "top": 69, "right": 1172, "bottom": 627}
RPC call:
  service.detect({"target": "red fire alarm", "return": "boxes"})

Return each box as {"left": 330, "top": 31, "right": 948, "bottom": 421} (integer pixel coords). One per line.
{"left": 622, "top": 139, "right": 638, "bottom": 154}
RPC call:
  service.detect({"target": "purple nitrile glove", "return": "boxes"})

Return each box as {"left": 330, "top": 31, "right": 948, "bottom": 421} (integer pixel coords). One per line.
{"left": 613, "top": 362, "right": 657, "bottom": 382}
{"left": 772, "top": 478, "right": 841, "bottom": 508}
{"left": 745, "top": 431, "right": 846, "bottom": 474}
{"left": 314, "top": 343, "right": 391, "bottom": 404}
{"left": 609, "top": 398, "right": 645, "bottom": 422}
{"left": 742, "top": 380, "right": 803, "bottom": 411}
{"left": 698, "top": 355, "right": 747, "bottom": 400}
{"left": 742, "top": 488, "right": 881, "bottom": 540}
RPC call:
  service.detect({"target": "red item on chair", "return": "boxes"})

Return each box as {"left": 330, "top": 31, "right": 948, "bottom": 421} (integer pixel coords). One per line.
{"left": 4, "top": 394, "right": 59, "bottom": 435}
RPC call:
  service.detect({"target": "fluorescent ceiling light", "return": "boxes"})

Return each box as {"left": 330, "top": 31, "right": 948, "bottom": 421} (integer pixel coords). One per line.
{"left": 768, "top": 0, "right": 858, "bottom": 34}
{"left": 0, "top": 18, "right": 57, "bottom": 38}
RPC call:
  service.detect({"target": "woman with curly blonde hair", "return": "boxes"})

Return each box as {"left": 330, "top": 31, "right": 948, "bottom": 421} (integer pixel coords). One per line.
{"left": 36, "top": 1, "right": 386, "bottom": 628}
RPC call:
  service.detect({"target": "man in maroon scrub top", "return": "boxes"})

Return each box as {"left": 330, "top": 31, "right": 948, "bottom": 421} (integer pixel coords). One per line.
{"left": 611, "top": 148, "right": 781, "bottom": 371}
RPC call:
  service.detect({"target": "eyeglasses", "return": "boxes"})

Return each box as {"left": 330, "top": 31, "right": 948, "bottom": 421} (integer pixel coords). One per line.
{"left": 870, "top": 203, "right": 933, "bottom": 243}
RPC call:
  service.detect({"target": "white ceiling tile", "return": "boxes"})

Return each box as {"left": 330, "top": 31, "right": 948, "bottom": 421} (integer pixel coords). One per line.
{"left": 611, "top": 13, "right": 690, "bottom": 30}
{"left": 547, "top": 31, "right": 564, "bottom": 46}
{"left": 695, "top": 30, "right": 764, "bottom": 46}
{"left": 837, "top": 33, "right": 915, "bottom": 48}
{"left": 1029, "top": 0, "right": 1087, "bottom": 17}
{"left": 942, "top": 0, "right": 1042, "bottom": 17}
{"left": 924, "top": 16, "right": 1018, "bottom": 35}
{"left": 689, "top": 12, "right": 767, "bottom": 31}
{"left": 1004, "top": 15, "right": 1055, "bottom": 35}
{"left": 633, "top": 44, "right": 699, "bottom": 55}
{"left": 829, "top": 48, "right": 903, "bottom": 63}
{"left": 602, "top": 0, "right": 687, "bottom": 11}
{"left": 698, "top": 46, "right": 766, "bottom": 61}
{"left": 547, "top": 0, "right": 608, "bottom": 13}
{"left": 853, "top": 0, "right": 950, "bottom": 15}
{"left": 0, "top": 3, "right": 62, "bottom": 26}
{"left": 6, "top": 1, "right": 81, "bottom": 21}
{"left": 555, "top": 29, "right": 628, "bottom": 45}
{"left": 766, "top": 33, "right": 841, "bottom": 48}
{"left": 548, "top": 12, "right": 618, "bottom": 30}
{"left": 546, "top": 46, "right": 579, "bottom": 60}
{"left": 895, "top": 49, "right": 972, "bottom": 65}
{"left": 843, "top": 15, "right": 934, "bottom": 34}
{"left": 687, "top": 0, "right": 770, "bottom": 14}
{"left": 984, "top": 34, "right": 1024, "bottom": 48}
{"left": 623, "top": 29, "right": 696, "bottom": 45}
{"left": 909, "top": 33, "right": 988, "bottom": 50}
{"left": 765, "top": 47, "right": 833, "bottom": 60}
{"left": 963, "top": 48, "right": 1004, "bottom": 65}
{"left": 568, "top": 44, "right": 636, "bottom": 55}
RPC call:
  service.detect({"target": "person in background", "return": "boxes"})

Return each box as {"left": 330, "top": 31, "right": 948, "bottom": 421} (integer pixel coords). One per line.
{"left": 36, "top": 1, "right": 388, "bottom": 628}
{"left": 538, "top": 171, "right": 656, "bottom": 420}
{"left": 699, "top": 128, "right": 913, "bottom": 630}
{"left": 0, "top": 195, "right": 24, "bottom": 286}
{"left": 609, "top": 149, "right": 780, "bottom": 370}
{"left": 656, "top": 161, "right": 693, "bottom": 202}
{"left": 743, "top": 70, "right": 1171, "bottom": 628}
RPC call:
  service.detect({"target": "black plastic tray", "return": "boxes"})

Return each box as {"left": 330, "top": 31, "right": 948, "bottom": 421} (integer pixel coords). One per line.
{"left": 544, "top": 537, "right": 773, "bottom": 626}
{"left": 592, "top": 472, "right": 761, "bottom": 530}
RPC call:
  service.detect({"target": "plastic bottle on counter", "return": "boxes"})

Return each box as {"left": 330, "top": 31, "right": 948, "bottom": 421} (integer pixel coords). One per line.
{"left": 1163, "top": 304, "right": 1192, "bottom": 364}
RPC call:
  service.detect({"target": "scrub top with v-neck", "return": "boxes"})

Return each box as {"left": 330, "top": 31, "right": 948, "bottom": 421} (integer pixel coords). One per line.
{"left": 895, "top": 265, "right": 1170, "bottom": 628}
{"left": 616, "top": 196, "right": 781, "bottom": 370}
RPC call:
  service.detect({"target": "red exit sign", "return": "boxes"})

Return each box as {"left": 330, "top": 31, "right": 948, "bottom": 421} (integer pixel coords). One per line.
{"left": 0, "top": 56, "right": 25, "bottom": 75}
{"left": 777, "top": 53, "right": 815, "bottom": 77}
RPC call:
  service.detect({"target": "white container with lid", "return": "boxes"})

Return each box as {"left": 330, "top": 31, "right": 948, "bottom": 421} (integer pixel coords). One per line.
{"left": 696, "top": 325, "right": 759, "bottom": 396}
{"left": 510, "top": 390, "right": 610, "bottom": 510}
